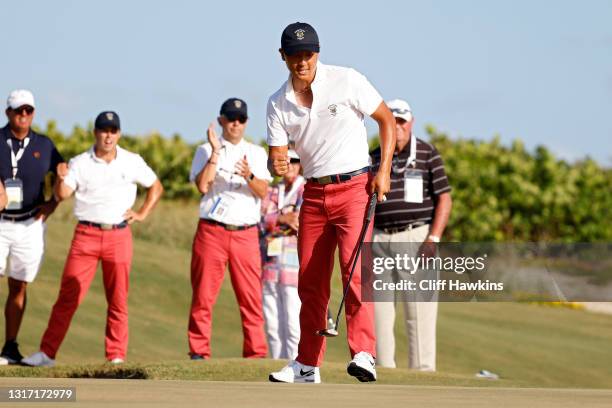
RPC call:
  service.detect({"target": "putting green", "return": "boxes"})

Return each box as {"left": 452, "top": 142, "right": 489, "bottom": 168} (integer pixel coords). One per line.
{"left": 1, "top": 377, "right": 611, "bottom": 408}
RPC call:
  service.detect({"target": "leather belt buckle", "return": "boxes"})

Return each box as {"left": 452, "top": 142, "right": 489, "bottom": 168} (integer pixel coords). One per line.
{"left": 226, "top": 224, "right": 240, "bottom": 231}
{"left": 318, "top": 175, "right": 333, "bottom": 185}
{"left": 100, "top": 223, "right": 114, "bottom": 231}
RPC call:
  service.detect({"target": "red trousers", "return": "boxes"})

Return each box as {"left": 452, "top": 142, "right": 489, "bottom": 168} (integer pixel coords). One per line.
{"left": 41, "top": 224, "right": 132, "bottom": 360}
{"left": 297, "top": 173, "right": 376, "bottom": 367}
{"left": 188, "top": 220, "right": 267, "bottom": 358}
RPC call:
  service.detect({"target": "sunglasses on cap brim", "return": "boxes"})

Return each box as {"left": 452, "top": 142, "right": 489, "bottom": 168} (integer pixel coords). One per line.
{"left": 289, "top": 158, "right": 300, "bottom": 164}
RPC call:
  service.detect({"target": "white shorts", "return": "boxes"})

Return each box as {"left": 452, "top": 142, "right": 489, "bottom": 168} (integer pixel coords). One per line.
{"left": 0, "top": 217, "right": 46, "bottom": 283}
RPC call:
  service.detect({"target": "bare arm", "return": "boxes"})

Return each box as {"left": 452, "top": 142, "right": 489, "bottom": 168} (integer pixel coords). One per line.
{"left": 0, "top": 181, "right": 6, "bottom": 211}
{"left": 369, "top": 102, "right": 396, "bottom": 201}
{"left": 195, "top": 123, "right": 223, "bottom": 195}
{"left": 54, "top": 162, "right": 75, "bottom": 201}
{"left": 124, "top": 179, "right": 164, "bottom": 224}
{"left": 429, "top": 192, "right": 452, "bottom": 240}
{"left": 268, "top": 145, "right": 289, "bottom": 177}
{"left": 235, "top": 155, "right": 268, "bottom": 200}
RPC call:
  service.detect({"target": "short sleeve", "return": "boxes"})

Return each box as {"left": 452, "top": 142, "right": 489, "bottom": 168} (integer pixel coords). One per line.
{"left": 132, "top": 155, "right": 158, "bottom": 187}
{"left": 266, "top": 98, "right": 289, "bottom": 147}
{"left": 349, "top": 69, "right": 383, "bottom": 116}
{"left": 49, "top": 142, "right": 64, "bottom": 173}
{"left": 251, "top": 146, "right": 273, "bottom": 182}
{"left": 189, "top": 144, "right": 211, "bottom": 183}
{"left": 427, "top": 145, "right": 451, "bottom": 196}
{"left": 63, "top": 157, "right": 80, "bottom": 191}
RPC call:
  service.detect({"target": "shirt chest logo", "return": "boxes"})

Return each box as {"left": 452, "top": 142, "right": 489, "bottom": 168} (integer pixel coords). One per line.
{"left": 33, "top": 151, "right": 41, "bottom": 159}
{"left": 328, "top": 104, "right": 338, "bottom": 117}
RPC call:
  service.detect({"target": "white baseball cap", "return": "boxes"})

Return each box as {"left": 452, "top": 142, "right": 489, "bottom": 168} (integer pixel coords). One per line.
{"left": 386, "top": 99, "right": 412, "bottom": 122}
{"left": 7, "top": 89, "right": 35, "bottom": 110}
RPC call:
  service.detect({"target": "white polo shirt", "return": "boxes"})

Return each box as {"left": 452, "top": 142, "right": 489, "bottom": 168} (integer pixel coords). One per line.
{"left": 266, "top": 61, "right": 383, "bottom": 178}
{"left": 63, "top": 146, "right": 158, "bottom": 225}
{"left": 190, "top": 137, "right": 272, "bottom": 226}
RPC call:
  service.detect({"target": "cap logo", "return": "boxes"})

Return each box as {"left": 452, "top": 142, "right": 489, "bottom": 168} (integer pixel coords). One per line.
{"left": 328, "top": 104, "right": 338, "bottom": 117}
{"left": 106, "top": 112, "right": 114, "bottom": 121}
{"left": 294, "top": 29, "right": 306, "bottom": 40}
{"left": 234, "top": 100, "right": 242, "bottom": 108}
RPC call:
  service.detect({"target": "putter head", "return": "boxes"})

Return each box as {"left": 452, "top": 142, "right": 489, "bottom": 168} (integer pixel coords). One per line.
{"left": 316, "top": 328, "right": 339, "bottom": 337}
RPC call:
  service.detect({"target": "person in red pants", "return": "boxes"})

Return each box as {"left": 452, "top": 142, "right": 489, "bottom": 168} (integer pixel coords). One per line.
{"left": 188, "top": 98, "right": 271, "bottom": 360}
{"left": 267, "top": 22, "right": 395, "bottom": 383}
{"left": 22, "top": 111, "right": 163, "bottom": 367}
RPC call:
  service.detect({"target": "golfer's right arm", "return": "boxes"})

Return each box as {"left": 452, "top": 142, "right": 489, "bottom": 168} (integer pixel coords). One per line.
{"left": 0, "top": 181, "right": 6, "bottom": 211}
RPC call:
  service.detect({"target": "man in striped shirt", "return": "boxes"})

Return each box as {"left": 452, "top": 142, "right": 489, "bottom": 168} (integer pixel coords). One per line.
{"left": 369, "top": 99, "right": 452, "bottom": 371}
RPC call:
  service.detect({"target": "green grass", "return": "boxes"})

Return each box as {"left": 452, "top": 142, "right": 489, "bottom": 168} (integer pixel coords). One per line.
{"left": 2, "top": 200, "right": 612, "bottom": 388}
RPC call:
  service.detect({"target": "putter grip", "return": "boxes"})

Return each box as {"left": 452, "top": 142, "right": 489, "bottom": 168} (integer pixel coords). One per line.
{"left": 365, "top": 193, "right": 377, "bottom": 222}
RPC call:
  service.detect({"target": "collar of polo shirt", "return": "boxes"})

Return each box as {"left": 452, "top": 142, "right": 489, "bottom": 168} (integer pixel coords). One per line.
{"left": 284, "top": 61, "right": 327, "bottom": 104}
{"left": 88, "top": 145, "right": 124, "bottom": 163}
{"left": 220, "top": 135, "right": 246, "bottom": 149}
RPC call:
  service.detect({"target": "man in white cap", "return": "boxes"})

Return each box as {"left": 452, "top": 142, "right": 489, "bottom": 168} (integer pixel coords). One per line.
{"left": 370, "top": 99, "right": 452, "bottom": 371}
{"left": 0, "top": 89, "right": 64, "bottom": 365}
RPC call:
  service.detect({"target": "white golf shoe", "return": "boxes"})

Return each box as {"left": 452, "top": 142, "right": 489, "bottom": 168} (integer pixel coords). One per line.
{"left": 347, "top": 351, "right": 377, "bottom": 382}
{"left": 21, "top": 351, "right": 55, "bottom": 367}
{"left": 109, "top": 358, "right": 124, "bottom": 364}
{"left": 269, "top": 360, "right": 321, "bottom": 383}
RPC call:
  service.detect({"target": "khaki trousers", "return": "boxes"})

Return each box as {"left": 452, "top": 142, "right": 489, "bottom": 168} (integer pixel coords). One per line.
{"left": 372, "top": 224, "right": 438, "bottom": 371}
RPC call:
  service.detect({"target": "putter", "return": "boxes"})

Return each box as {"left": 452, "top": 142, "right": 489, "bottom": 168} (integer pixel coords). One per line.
{"left": 317, "top": 192, "right": 378, "bottom": 337}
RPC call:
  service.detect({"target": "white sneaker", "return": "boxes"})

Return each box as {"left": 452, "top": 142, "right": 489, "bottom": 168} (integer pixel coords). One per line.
{"left": 347, "top": 351, "right": 377, "bottom": 382}
{"left": 21, "top": 351, "right": 55, "bottom": 367}
{"left": 109, "top": 358, "right": 124, "bottom": 364}
{"left": 269, "top": 360, "right": 321, "bottom": 383}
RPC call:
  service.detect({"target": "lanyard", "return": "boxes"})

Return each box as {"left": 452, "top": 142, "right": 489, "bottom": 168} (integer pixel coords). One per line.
{"left": 278, "top": 176, "right": 304, "bottom": 210}
{"left": 6, "top": 137, "right": 30, "bottom": 179}
{"left": 392, "top": 134, "right": 417, "bottom": 174}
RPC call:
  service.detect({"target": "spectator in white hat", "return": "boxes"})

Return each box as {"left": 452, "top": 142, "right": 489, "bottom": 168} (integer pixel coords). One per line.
{"left": 0, "top": 89, "right": 64, "bottom": 365}
{"left": 370, "top": 99, "right": 452, "bottom": 371}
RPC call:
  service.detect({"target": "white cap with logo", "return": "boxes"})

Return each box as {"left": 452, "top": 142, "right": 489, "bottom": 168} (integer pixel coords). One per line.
{"left": 386, "top": 99, "right": 412, "bottom": 122}
{"left": 7, "top": 89, "right": 35, "bottom": 110}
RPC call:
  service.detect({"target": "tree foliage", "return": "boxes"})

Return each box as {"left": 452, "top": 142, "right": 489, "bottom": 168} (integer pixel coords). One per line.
{"left": 39, "top": 121, "right": 611, "bottom": 241}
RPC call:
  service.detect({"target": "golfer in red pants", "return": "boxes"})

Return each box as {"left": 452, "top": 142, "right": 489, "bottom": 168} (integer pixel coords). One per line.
{"left": 267, "top": 23, "right": 395, "bottom": 383}
{"left": 22, "top": 111, "right": 163, "bottom": 367}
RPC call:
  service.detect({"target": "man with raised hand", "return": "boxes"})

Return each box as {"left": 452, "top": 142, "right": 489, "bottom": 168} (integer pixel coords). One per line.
{"left": 267, "top": 22, "right": 396, "bottom": 383}
{"left": 0, "top": 89, "right": 63, "bottom": 365}
{"left": 22, "top": 111, "right": 163, "bottom": 367}
{"left": 188, "top": 98, "right": 271, "bottom": 360}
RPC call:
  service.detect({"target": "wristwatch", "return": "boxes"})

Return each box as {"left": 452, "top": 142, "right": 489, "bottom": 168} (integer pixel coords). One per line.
{"left": 248, "top": 173, "right": 255, "bottom": 181}
{"left": 427, "top": 235, "right": 440, "bottom": 243}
